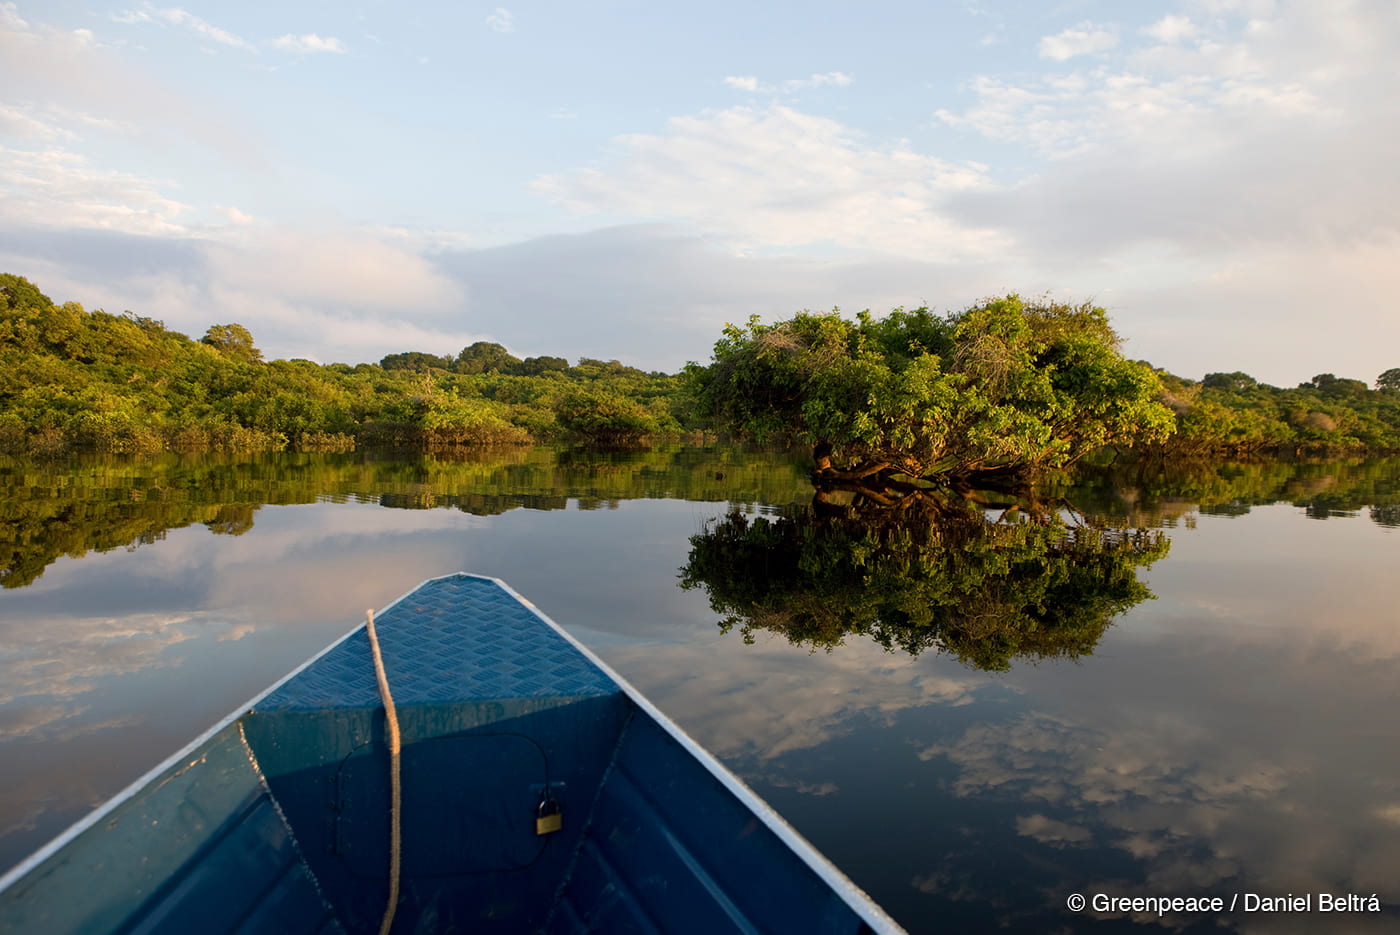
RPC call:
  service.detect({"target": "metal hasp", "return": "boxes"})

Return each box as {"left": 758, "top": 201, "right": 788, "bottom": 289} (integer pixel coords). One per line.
{"left": 0, "top": 573, "right": 906, "bottom": 935}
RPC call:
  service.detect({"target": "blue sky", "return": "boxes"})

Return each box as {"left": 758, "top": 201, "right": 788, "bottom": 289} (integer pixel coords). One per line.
{"left": 1, "top": 0, "right": 1396, "bottom": 385}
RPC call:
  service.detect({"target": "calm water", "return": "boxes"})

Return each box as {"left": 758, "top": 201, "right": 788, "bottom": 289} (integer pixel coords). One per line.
{"left": 1, "top": 447, "right": 1398, "bottom": 933}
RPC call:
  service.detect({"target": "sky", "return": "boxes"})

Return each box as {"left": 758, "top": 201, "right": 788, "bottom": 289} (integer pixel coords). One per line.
{"left": 1, "top": 0, "right": 1396, "bottom": 385}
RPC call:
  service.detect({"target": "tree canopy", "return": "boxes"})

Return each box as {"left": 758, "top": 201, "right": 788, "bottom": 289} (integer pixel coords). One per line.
{"left": 687, "top": 297, "right": 1176, "bottom": 482}
{"left": 201, "top": 323, "right": 263, "bottom": 363}
{"left": 456, "top": 341, "right": 520, "bottom": 375}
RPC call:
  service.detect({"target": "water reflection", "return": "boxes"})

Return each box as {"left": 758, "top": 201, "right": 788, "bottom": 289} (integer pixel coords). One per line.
{"left": 1, "top": 448, "right": 1398, "bottom": 932}
{"left": 680, "top": 487, "right": 1168, "bottom": 669}
{"left": 4, "top": 450, "right": 1396, "bottom": 591}
{"left": 617, "top": 517, "right": 1400, "bottom": 931}
{"left": 0, "top": 446, "right": 813, "bottom": 589}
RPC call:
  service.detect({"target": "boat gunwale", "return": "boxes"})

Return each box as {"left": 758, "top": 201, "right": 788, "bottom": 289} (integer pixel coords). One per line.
{"left": 0, "top": 572, "right": 906, "bottom": 935}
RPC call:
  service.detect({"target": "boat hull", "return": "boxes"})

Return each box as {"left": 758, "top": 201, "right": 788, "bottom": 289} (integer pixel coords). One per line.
{"left": 0, "top": 574, "right": 903, "bottom": 934}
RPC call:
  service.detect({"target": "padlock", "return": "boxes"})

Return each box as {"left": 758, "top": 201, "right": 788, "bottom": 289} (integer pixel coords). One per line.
{"left": 535, "top": 794, "right": 562, "bottom": 835}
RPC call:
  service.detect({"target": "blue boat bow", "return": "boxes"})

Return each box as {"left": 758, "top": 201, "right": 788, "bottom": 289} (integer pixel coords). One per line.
{"left": 0, "top": 574, "right": 905, "bottom": 934}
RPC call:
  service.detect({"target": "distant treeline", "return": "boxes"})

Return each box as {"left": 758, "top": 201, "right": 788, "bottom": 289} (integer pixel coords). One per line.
{"left": 2, "top": 273, "right": 1398, "bottom": 457}
{"left": 0, "top": 274, "right": 694, "bottom": 454}
{"left": 1152, "top": 368, "right": 1400, "bottom": 456}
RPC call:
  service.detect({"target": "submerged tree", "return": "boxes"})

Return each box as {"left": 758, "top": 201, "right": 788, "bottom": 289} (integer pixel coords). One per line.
{"left": 687, "top": 297, "right": 1175, "bottom": 486}
{"left": 679, "top": 488, "right": 1169, "bottom": 671}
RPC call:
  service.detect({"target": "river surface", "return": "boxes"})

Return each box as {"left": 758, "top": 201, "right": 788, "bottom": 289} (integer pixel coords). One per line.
{"left": 1, "top": 446, "right": 1397, "bottom": 933}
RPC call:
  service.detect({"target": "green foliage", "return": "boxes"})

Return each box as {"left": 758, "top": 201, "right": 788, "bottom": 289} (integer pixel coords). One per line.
{"left": 0, "top": 273, "right": 53, "bottom": 313}
{"left": 554, "top": 390, "right": 662, "bottom": 442}
{"left": 1305, "top": 373, "right": 1369, "bottom": 400}
{"left": 455, "top": 341, "right": 521, "bottom": 375}
{"left": 1203, "top": 371, "right": 1258, "bottom": 393}
{"left": 512, "top": 355, "right": 569, "bottom": 376}
{"left": 1159, "top": 367, "right": 1400, "bottom": 456}
{"left": 0, "top": 274, "right": 693, "bottom": 455}
{"left": 381, "top": 351, "right": 453, "bottom": 372}
{"left": 10, "top": 272, "right": 1396, "bottom": 462}
{"left": 688, "top": 297, "right": 1175, "bottom": 479}
{"left": 201, "top": 323, "right": 263, "bottom": 363}
{"left": 571, "top": 358, "right": 650, "bottom": 379}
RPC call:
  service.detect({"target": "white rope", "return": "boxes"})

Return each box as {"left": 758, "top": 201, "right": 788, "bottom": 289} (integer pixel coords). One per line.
{"left": 366, "top": 609, "right": 402, "bottom": 935}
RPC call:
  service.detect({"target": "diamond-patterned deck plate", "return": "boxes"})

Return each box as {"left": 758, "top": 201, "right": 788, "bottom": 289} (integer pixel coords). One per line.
{"left": 258, "top": 576, "right": 619, "bottom": 710}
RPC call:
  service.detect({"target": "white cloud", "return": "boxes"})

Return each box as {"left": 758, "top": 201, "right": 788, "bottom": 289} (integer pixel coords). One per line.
{"left": 1, "top": 5, "right": 266, "bottom": 167}
{"left": 784, "top": 71, "right": 853, "bottom": 90}
{"left": 1116, "top": 237, "right": 1400, "bottom": 383}
{"left": 45, "top": 104, "right": 135, "bottom": 135}
{"left": 113, "top": 3, "right": 255, "bottom": 51}
{"left": 935, "top": 4, "right": 1396, "bottom": 246}
{"left": 0, "top": 220, "right": 484, "bottom": 364}
{"left": 0, "top": 146, "right": 189, "bottom": 235}
{"left": 485, "top": 8, "right": 513, "bottom": 33}
{"left": 202, "top": 228, "right": 464, "bottom": 312}
{"left": 429, "top": 223, "right": 1019, "bottom": 369}
{"left": 922, "top": 0, "right": 1400, "bottom": 384}
{"left": 0, "top": 2, "right": 26, "bottom": 30}
{"left": 0, "top": 611, "right": 199, "bottom": 709}
{"left": 0, "top": 103, "right": 75, "bottom": 141}
{"left": 1038, "top": 22, "right": 1119, "bottom": 61}
{"left": 1015, "top": 813, "right": 1094, "bottom": 848}
{"left": 609, "top": 633, "right": 985, "bottom": 762}
{"left": 374, "top": 224, "right": 474, "bottom": 253}
{"left": 722, "top": 71, "right": 854, "bottom": 94}
{"left": 1144, "top": 14, "right": 1198, "bottom": 43}
{"left": 268, "top": 32, "right": 346, "bottom": 54}
{"left": 216, "top": 204, "right": 252, "bottom": 225}
{"left": 918, "top": 604, "right": 1400, "bottom": 906}
{"left": 3, "top": 1, "right": 121, "bottom": 67}
{"left": 531, "top": 104, "right": 1002, "bottom": 260}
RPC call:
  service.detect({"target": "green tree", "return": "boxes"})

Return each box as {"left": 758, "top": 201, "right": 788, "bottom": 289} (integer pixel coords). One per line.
{"left": 1202, "top": 371, "right": 1258, "bottom": 393}
{"left": 455, "top": 341, "right": 520, "bottom": 375}
{"left": 201, "top": 323, "right": 263, "bottom": 363}
{"left": 510, "top": 355, "right": 569, "bottom": 376}
{"left": 554, "top": 390, "right": 659, "bottom": 442}
{"left": 380, "top": 351, "right": 453, "bottom": 372}
{"left": 1376, "top": 368, "right": 1400, "bottom": 394}
{"left": 688, "top": 297, "right": 1174, "bottom": 483}
{"left": 0, "top": 274, "right": 54, "bottom": 313}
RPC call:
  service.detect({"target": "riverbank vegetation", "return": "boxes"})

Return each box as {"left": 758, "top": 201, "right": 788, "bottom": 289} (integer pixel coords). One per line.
{"left": 0, "top": 274, "right": 687, "bottom": 455}
{"left": 3, "top": 274, "right": 1397, "bottom": 463}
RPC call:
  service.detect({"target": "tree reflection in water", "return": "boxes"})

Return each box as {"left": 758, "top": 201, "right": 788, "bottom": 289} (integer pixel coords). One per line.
{"left": 680, "top": 481, "right": 1170, "bottom": 671}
